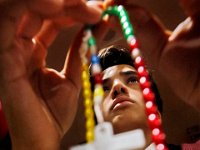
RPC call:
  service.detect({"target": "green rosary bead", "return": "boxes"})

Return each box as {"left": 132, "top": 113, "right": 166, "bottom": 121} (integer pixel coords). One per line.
{"left": 88, "top": 37, "right": 96, "bottom": 46}
{"left": 120, "top": 14, "right": 130, "bottom": 24}
{"left": 124, "top": 27, "right": 133, "bottom": 36}
{"left": 118, "top": 9, "right": 127, "bottom": 17}
{"left": 122, "top": 21, "right": 132, "bottom": 31}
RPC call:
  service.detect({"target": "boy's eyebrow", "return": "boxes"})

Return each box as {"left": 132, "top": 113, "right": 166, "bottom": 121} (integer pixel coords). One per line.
{"left": 102, "top": 70, "right": 137, "bottom": 85}
{"left": 120, "top": 70, "right": 137, "bottom": 76}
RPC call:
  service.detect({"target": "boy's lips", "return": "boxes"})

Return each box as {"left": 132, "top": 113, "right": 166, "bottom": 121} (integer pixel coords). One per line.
{"left": 110, "top": 96, "right": 135, "bottom": 111}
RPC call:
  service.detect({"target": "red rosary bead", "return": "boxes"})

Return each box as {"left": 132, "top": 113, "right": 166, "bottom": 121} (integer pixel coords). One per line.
{"left": 148, "top": 114, "right": 162, "bottom": 129}
{"left": 152, "top": 128, "right": 161, "bottom": 136}
{"left": 143, "top": 88, "right": 155, "bottom": 101}
{"left": 94, "top": 73, "right": 103, "bottom": 84}
{"left": 156, "top": 143, "right": 168, "bottom": 150}
{"left": 153, "top": 132, "right": 166, "bottom": 144}
{"left": 131, "top": 48, "right": 141, "bottom": 59}
{"left": 129, "top": 38, "right": 138, "bottom": 50}
{"left": 146, "top": 103, "right": 157, "bottom": 115}
{"left": 140, "top": 82, "right": 152, "bottom": 90}
{"left": 134, "top": 56, "right": 144, "bottom": 68}
{"left": 137, "top": 66, "right": 149, "bottom": 77}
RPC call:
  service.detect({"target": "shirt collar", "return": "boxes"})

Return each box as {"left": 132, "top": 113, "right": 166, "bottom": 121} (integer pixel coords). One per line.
{"left": 145, "top": 143, "right": 156, "bottom": 150}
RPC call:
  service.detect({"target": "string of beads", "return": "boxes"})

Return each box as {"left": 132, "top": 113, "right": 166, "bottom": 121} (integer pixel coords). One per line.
{"left": 79, "top": 29, "right": 95, "bottom": 143}
{"left": 79, "top": 28, "right": 105, "bottom": 143}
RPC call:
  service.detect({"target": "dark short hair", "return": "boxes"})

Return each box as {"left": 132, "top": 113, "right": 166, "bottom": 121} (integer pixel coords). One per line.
{"left": 98, "top": 45, "right": 134, "bottom": 70}
{"left": 90, "top": 45, "right": 163, "bottom": 113}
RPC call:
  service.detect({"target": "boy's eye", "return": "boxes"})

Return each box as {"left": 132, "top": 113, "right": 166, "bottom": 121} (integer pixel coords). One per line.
{"left": 127, "top": 77, "right": 138, "bottom": 84}
{"left": 103, "top": 86, "right": 110, "bottom": 91}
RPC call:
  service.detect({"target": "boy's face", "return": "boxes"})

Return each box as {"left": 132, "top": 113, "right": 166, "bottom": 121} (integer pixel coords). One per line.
{"left": 101, "top": 64, "right": 149, "bottom": 134}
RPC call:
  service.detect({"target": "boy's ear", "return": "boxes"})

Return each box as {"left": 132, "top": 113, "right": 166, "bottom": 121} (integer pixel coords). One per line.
{"left": 157, "top": 111, "right": 162, "bottom": 120}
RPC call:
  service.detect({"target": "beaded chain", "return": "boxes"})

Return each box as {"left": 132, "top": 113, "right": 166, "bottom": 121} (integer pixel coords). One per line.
{"left": 79, "top": 28, "right": 105, "bottom": 143}
{"left": 88, "top": 33, "right": 105, "bottom": 126}
{"left": 80, "top": 5, "right": 168, "bottom": 150}
{"left": 79, "top": 29, "right": 95, "bottom": 143}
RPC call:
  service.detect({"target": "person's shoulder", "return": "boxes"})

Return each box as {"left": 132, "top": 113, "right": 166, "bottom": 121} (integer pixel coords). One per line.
{"left": 182, "top": 139, "right": 200, "bottom": 150}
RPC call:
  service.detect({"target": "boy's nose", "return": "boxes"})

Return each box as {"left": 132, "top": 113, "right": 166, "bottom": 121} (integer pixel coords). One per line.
{"left": 112, "top": 80, "right": 128, "bottom": 99}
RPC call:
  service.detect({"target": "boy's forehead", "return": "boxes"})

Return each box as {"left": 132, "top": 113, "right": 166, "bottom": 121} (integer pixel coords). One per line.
{"left": 102, "top": 64, "right": 136, "bottom": 80}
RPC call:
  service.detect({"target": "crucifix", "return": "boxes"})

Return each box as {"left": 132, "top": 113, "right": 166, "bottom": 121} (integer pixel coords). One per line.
{"left": 70, "top": 122, "right": 145, "bottom": 150}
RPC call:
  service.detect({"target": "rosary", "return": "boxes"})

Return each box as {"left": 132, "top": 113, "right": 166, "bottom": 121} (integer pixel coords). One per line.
{"left": 70, "top": 5, "right": 168, "bottom": 150}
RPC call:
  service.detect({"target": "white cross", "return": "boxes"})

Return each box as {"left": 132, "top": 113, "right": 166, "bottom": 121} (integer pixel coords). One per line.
{"left": 70, "top": 122, "right": 146, "bottom": 150}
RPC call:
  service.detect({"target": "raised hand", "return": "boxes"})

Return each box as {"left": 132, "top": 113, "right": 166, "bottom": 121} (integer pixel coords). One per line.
{"left": 0, "top": 0, "right": 102, "bottom": 149}
{"left": 125, "top": 3, "right": 200, "bottom": 112}
{"left": 101, "top": 0, "right": 200, "bottom": 112}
